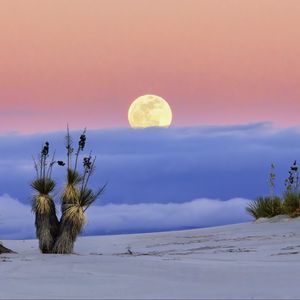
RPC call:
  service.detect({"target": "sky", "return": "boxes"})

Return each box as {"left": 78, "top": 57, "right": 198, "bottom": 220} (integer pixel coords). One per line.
{"left": 1, "top": 1, "right": 300, "bottom": 239}
{"left": 0, "top": 0, "right": 300, "bottom": 133}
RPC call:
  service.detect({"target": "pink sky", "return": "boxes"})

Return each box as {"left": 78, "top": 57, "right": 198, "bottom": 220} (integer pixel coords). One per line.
{"left": 0, "top": 0, "right": 300, "bottom": 133}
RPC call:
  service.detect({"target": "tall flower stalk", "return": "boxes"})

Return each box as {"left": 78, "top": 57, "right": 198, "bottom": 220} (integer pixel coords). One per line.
{"left": 269, "top": 163, "right": 276, "bottom": 199}
{"left": 283, "top": 160, "right": 300, "bottom": 217}
{"left": 285, "top": 160, "right": 299, "bottom": 194}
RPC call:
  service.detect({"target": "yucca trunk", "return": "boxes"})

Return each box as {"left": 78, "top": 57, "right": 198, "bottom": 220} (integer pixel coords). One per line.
{"left": 33, "top": 194, "right": 59, "bottom": 253}
{"left": 53, "top": 204, "right": 85, "bottom": 254}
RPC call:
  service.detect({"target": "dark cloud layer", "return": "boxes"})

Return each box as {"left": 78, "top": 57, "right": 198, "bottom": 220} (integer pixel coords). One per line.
{"left": 1, "top": 123, "right": 300, "bottom": 206}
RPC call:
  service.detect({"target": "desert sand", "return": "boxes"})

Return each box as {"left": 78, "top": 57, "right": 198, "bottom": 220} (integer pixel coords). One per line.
{"left": 1, "top": 217, "right": 300, "bottom": 299}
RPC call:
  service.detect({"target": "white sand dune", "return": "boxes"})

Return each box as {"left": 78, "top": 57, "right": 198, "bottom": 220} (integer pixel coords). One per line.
{"left": 1, "top": 217, "right": 300, "bottom": 299}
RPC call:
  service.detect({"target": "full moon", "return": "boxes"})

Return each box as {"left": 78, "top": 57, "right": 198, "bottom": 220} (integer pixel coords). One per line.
{"left": 128, "top": 95, "right": 173, "bottom": 128}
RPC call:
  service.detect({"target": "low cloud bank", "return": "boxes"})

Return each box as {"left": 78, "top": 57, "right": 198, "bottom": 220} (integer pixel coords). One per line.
{"left": 0, "top": 194, "right": 34, "bottom": 239}
{"left": 1, "top": 123, "right": 300, "bottom": 204}
{"left": 85, "top": 197, "right": 252, "bottom": 235}
{"left": 0, "top": 194, "right": 252, "bottom": 239}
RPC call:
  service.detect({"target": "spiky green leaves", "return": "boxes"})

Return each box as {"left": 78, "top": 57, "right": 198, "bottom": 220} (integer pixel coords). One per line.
{"left": 67, "top": 169, "right": 83, "bottom": 186}
{"left": 81, "top": 185, "right": 106, "bottom": 212}
{"left": 31, "top": 178, "right": 55, "bottom": 195}
{"left": 282, "top": 192, "right": 300, "bottom": 217}
{"left": 246, "top": 197, "right": 284, "bottom": 219}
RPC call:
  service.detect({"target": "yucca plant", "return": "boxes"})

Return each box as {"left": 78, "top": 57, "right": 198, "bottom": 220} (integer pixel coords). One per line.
{"left": 31, "top": 142, "right": 63, "bottom": 253}
{"left": 32, "top": 128, "right": 105, "bottom": 254}
{"left": 246, "top": 163, "right": 283, "bottom": 219}
{"left": 53, "top": 128, "right": 106, "bottom": 254}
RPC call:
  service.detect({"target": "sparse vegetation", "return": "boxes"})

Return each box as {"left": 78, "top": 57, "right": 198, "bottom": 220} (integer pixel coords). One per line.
{"left": 246, "top": 161, "right": 300, "bottom": 220}
{"left": 31, "top": 127, "right": 106, "bottom": 254}
{"left": 283, "top": 192, "right": 300, "bottom": 217}
{"left": 268, "top": 163, "right": 276, "bottom": 198}
{"left": 246, "top": 196, "right": 283, "bottom": 219}
{"left": 282, "top": 161, "right": 300, "bottom": 217}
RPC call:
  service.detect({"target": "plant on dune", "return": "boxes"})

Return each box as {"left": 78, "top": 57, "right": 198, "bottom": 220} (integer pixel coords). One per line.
{"left": 282, "top": 192, "right": 300, "bottom": 217}
{"left": 31, "top": 142, "right": 62, "bottom": 253}
{"left": 268, "top": 163, "right": 276, "bottom": 199}
{"left": 282, "top": 161, "right": 300, "bottom": 217}
{"left": 52, "top": 128, "right": 106, "bottom": 254}
{"left": 246, "top": 196, "right": 283, "bottom": 219}
{"left": 246, "top": 163, "right": 283, "bottom": 219}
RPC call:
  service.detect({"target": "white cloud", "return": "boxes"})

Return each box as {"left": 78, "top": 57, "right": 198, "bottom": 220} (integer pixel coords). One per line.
{"left": 1, "top": 123, "right": 300, "bottom": 204}
{"left": 85, "top": 197, "right": 252, "bottom": 235}
{"left": 0, "top": 194, "right": 34, "bottom": 239}
{"left": 0, "top": 194, "right": 252, "bottom": 239}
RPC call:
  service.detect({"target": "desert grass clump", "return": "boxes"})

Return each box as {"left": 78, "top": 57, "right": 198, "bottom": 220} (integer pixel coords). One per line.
{"left": 31, "top": 142, "right": 62, "bottom": 253}
{"left": 247, "top": 160, "right": 300, "bottom": 220}
{"left": 246, "top": 162, "right": 284, "bottom": 220}
{"left": 283, "top": 192, "right": 300, "bottom": 217}
{"left": 246, "top": 196, "right": 283, "bottom": 219}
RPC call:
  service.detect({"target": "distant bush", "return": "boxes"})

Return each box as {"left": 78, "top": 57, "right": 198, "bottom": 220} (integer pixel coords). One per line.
{"left": 247, "top": 161, "right": 300, "bottom": 220}
{"left": 246, "top": 196, "right": 284, "bottom": 219}
{"left": 246, "top": 162, "right": 283, "bottom": 220}
{"left": 282, "top": 192, "right": 300, "bottom": 218}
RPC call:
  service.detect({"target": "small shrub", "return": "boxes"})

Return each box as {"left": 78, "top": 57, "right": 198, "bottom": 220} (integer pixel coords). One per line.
{"left": 283, "top": 192, "right": 300, "bottom": 218}
{"left": 246, "top": 196, "right": 283, "bottom": 219}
